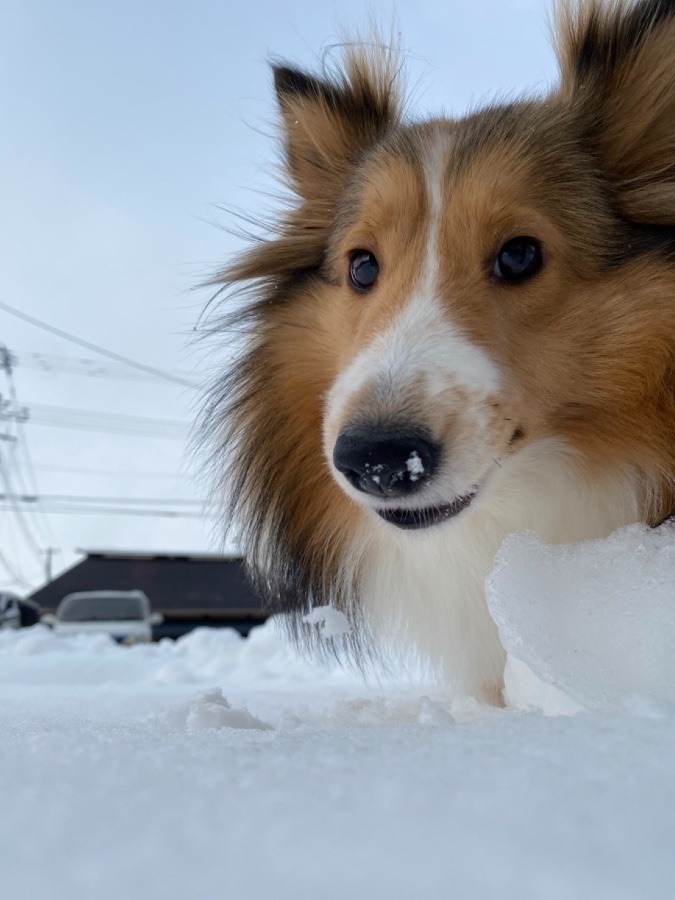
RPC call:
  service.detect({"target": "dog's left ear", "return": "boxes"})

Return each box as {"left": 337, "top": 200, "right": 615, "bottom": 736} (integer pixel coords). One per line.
{"left": 273, "top": 47, "right": 401, "bottom": 206}
{"left": 557, "top": 0, "right": 675, "bottom": 223}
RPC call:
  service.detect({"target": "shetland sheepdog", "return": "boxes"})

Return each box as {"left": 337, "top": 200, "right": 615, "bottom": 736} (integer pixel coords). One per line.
{"left": 204, "top": 0, "right": 675, "bottom": 703}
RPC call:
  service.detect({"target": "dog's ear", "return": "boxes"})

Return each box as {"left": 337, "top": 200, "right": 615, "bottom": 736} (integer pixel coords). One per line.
{"left": 557, "top": 0, "right": 675, "bottom": 223}
{"left": 273, "top": 48, "right": 401, "bottom": 206}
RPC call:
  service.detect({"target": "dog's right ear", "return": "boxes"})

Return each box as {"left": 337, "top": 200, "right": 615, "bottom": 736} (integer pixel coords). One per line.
{"left": 557, "top": 0, "right": 675, "bottom": 223}
{"left": 273, "top": 48, "right": 401, "bottom": 206}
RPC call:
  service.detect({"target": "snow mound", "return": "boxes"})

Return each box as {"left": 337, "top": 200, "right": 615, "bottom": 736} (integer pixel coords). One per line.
{"left": 0, "top": 624, "right": 155, "bottom": 686}
{"left": 0, "top": 624, "right": 116, "bottom": 656}
{"left": 154, "top": 616, "right": 348, "bottom": 686}
{"left": 160, "top": 688, "right": 273, "bottom": 732}
{"left": 0, "top": 617, "right": 351, "bottom": 690}
{"left": 303, "top": 605, "right": 351, "bottom": 638}
{"left": 487, "top": 523, "right": 675, "bottom": 712}
{"left": 328, "top": 695, "right": 455, "bottom": 727}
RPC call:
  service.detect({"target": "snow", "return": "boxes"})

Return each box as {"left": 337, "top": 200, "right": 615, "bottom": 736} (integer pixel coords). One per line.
{"left": 2, "top": 524, "right": 675, "bottom": 899}
{"left": 161, "top": 688, "right": 273, "bottom": 732}
{"left": 302, "top": 604, "right": 352, "bottom": 637}
{"left": 406, "top": 449, "right": 425, "bottom": 479}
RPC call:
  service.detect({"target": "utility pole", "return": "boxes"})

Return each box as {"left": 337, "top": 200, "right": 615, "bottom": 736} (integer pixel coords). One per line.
{"left": 0, "top": 346, "right": 11, "bottom": 444}
{"left": 42, "top": 547, "right": 59, "bottom": 582}
{"left": 0, "top": 346, "right": 28, "bottom": 435}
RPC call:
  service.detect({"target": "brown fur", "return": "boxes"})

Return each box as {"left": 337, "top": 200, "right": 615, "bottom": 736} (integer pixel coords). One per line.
{"left": 202, "top": 0, "right": 675, "bottom": 652}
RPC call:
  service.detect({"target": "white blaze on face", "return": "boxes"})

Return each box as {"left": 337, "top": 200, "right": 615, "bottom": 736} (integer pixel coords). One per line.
{"left": 324, "top": 136, "right": 503, "bottom": 499}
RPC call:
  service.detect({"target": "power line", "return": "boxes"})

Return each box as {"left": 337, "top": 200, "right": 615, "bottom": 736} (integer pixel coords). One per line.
{"left": 1, "top": 493, "right": 204, "bottom": 506}
{"left": 0, "top": 335, "right": 207, "bottom": 583}
{"left": 0, "top": 504, "right": 212, "bottom": 519}
{"left": 0, "top": 547, "right": 29, "bottom": 587}
{"left": 0, "top": 299, "right": 197, "bottom": 388}
{"left": 13, "top": 463, "right": 182, "bottom": 480}
{"left": 27, "top": 403, "right": 186, "bottom": 439}
{"left": 13, "top": 350, "right": 194, "bottom": 384}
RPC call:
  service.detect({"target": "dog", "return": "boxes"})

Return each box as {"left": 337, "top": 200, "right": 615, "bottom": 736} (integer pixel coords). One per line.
{"left": 204, "top": 0, "right": 675, "bottom": 704}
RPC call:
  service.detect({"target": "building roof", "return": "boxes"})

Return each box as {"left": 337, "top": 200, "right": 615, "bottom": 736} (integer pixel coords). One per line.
{"left": 29, "top": 550, "right": 264, "bottom": 617}
{"left": 77, "top": 549, "right": 244, "bottom": 562}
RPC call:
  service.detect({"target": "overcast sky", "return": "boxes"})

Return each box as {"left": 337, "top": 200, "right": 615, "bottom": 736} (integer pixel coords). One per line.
{"left": 0, "top": 0, "right": 556, "bottom": 593}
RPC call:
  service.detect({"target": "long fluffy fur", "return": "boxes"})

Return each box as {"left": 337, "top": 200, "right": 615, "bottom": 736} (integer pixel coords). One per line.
{"left": 201, "top": 0, "right": 675, "bottom": 700}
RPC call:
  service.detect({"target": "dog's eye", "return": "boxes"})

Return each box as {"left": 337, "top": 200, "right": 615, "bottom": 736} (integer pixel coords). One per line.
{"left": 492, "top": 237, "right": 543, "bottom": 282}
{"left": 348, "top": 250, "right": 379, "bottom": 291}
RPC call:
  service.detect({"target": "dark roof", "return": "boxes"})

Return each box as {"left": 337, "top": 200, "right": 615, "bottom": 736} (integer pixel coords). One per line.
{"left": 76, "top": 549, "right": 244, "bottom": 562}
{"left": 29, "top": 550, "right": 264, "bottom": 616}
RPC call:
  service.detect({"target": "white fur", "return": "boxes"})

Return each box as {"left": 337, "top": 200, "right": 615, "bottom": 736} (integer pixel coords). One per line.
{"left": 343, "top": 440, "right": 647, "bottom": 701}
{"left": 324, "top": 287, "right": 501, "bottom": 429}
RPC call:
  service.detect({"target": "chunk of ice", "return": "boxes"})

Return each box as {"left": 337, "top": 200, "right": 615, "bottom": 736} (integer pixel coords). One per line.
{"left": 487, "top": 524, "right": 675, "bottom": 711}
{"left": 303, "top": 605, "right": 351, "bottom": 638}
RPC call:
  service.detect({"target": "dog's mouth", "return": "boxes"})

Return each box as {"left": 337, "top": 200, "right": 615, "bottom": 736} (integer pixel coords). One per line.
{"left": 376, "top": 488, "right": 478, "bottom": 530}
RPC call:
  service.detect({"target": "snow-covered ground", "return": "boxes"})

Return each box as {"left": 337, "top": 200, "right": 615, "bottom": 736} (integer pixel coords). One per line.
{"left": 2, "top": 523, "right": 675, "bottom": 900}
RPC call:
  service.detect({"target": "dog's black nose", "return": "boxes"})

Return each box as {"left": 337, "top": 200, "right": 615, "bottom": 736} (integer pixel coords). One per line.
{"left": 333, "top": 427, "right": 439, "bottom": 498}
